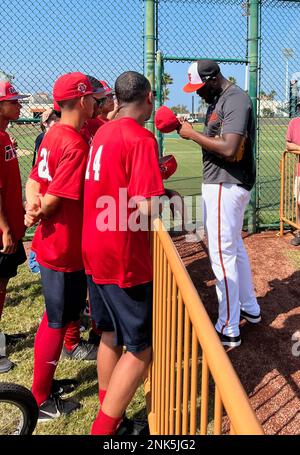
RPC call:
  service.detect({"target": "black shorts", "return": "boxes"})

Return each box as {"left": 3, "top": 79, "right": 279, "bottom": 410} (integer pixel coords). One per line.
{"left": 87, "top": 276, "right": 153, "bottom": 353}
{"left": 0, "top": 241, "right": 26, "bottom": 279}
{"left": 40, "top": 265, "right": 87, "bottom": 328}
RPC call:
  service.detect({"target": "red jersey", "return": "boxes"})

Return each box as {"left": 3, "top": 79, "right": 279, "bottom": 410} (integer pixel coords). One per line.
{"left": 30, "top": 123, "right": 89, "bottom": 272}
{"left": 0, "top": 132, "right": 25, "bottom": 244}
{"left": 82, "top": 117, "right": 165, "bottom": 288}
{"left": 96, "top": 116, "right": 108, "bottom": 127}
{"left": 286, "top": 117, "right": 300, "bottom": 145}
{"left": 80, "top": 118, "right": 103, "bottom": 145}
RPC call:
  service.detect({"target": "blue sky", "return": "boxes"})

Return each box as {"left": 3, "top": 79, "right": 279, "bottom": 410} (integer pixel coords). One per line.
{"left": 0, "top": 0, "right": 299, "bottom": 109}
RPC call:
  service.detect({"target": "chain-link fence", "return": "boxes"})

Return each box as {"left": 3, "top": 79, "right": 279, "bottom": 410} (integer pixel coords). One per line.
{"left": 0, "top": 0, "right": 144, "bottom": 237}
{"left": 155, "top": 0, "right": 253, "bottom": 228}
{"left": 154, "top": 0, "right": 300, "bottom": 231}
{"left": 258, "top": 0, "right": 300, "bottom": 228}
{"left": 1, "top": 0, "right": 300, "bottom": 232}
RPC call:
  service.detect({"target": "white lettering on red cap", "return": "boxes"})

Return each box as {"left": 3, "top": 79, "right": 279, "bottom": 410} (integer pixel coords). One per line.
{"left": 8, "top": 86, "right": 17, "bottom": 94}
{"left": 78, "top": 83, "right": 87, "bottom": 93}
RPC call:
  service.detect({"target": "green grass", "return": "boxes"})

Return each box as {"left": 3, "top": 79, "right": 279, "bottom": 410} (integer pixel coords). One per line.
{"left": 1, "top": 264, "right": 147, "bottom": 435}
{"left": 285, "top": 249, "right": 300, "bottom": 269}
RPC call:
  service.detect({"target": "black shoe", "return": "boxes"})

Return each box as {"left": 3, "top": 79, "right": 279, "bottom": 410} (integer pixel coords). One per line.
{"left": 116, "top": 417, "right": 150, "bottom": 436}
{"left": 61, "top": 340, "right": 98, "bottom": 361}
{"left": 0, "top": 355, "right": 14, "bottom": 373}
{"left": 290, "top": 233, "right": 300, "bottom": 246}
{"left": 51, "top": 378, "right": 78, "bottom": 396}
{"left": 240, "top": 309, "right": 261, "bottom": 324}
{"left": 38, "top": 395, "right": 81, "bottom": 421}
{"left": 216, "top": 331, "right": 241, "bottom": 348}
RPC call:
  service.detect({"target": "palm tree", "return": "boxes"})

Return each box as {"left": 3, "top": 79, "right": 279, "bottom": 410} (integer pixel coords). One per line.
{"left": 228, "top": 76, "right": 236, "bottom": 85}
{"left": 162, "top": 72, "right": 173, "bottom": 102}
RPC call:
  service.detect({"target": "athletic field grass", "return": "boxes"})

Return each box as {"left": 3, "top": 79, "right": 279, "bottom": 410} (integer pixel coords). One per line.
{"left": 1, "top": 262, "right": 147, "bottom": 435}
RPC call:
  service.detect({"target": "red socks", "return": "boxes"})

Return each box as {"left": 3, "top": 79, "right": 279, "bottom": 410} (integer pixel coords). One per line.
{"left": 99, "top": 389, "right": 106, "bottom": 405}
{"left": 32, "top": 313, "right": 67, "bottom": 406}
{"left": 0, "top": 291, "right": 6, "bottom": 319}
{"left": 64, "top": 320, "right": 81, "bottom": 352}
{"left": 91, "top": 389, "right": 123, "bottom": 435}
{"left": 91, "top": 409, "right": 122, "bottom": 435}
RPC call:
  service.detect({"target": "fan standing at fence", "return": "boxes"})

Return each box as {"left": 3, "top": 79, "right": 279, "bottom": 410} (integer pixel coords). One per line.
{"left": 83, "top": 71, "right": 164, "bottom": 435}
{"left": 286, "top": 100, "right": 300, "bottom": 246}
{"left": 28, "top": 108, "right": 60, "bottom": 275}
{"left": 97, "top": 80, "right": 118, "bottom": 125}
{"left": 0, "top": 81, "right": 28, "bottom": 373}
{"left": 179, "top": 60, "right": 261, "bottom": 348}
{"left": 25, "top": 72, "right": 100, "bottom": 420}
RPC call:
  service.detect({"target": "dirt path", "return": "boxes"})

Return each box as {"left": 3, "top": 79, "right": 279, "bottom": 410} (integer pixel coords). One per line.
{"left": 173, "top": 231, "right": 300, "bottom": 435}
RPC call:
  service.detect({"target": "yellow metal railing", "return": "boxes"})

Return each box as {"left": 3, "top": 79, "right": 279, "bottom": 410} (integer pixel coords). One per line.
{"left": 145, "top": 218, "right": 264, "bottom": 435}
{"left": 280, "top": 150, "right": 300, "bottom": 236}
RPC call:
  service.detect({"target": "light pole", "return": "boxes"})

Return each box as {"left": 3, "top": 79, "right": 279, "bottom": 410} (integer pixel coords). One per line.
{"left": 282, "top": 48, "right": 294, "bottom": 103}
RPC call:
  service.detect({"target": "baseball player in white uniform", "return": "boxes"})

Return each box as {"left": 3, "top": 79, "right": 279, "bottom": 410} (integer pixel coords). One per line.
{"left": 179, "top": 60, "right": 261, "bottom": 348}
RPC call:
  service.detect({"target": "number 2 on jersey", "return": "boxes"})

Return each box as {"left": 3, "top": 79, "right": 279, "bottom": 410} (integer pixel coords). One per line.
{"left": 85, "top": 145, "right": 103, "bottom": 181}
{"left": 38, "top": 148, "right": 52, "bottom": 181}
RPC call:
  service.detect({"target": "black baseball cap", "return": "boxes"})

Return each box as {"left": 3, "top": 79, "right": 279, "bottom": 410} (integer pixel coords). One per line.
{"left": 183, "top": 60, "right": 220, "bottom": 93}
{"left": 197, "top": 60, "right": 220, "bottom": 81}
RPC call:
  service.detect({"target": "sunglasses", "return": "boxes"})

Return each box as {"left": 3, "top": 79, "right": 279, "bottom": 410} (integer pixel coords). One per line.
{"left": 93, "top": 97, "right": 106, "bottom": 106}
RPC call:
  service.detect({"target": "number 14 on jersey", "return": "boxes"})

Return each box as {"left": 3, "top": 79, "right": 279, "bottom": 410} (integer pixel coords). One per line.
{"left": 85, "top": 145, "right": 103, "bottom": 181}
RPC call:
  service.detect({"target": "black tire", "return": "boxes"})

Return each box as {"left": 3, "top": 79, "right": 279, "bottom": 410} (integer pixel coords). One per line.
{"left": 0, "top": 382, "right": 39, "bottom": 435}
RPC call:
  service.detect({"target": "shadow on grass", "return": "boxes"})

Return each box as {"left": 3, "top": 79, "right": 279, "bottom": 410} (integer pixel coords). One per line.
{"left": 6, "top": 325, "right": 38, "bottom": 355}
{"left": 71, "top": 363, "right": 98, "bottom": 401}
{"left": 5, "top": 285, "right": 42, "bottom": 308}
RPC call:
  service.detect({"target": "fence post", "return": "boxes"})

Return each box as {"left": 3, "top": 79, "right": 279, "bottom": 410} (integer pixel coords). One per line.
{"left": 280, "top": 154, "right": 285, "bottom": 236}
{"left": 248, "top": 0, "right": 260, "bottom": 233}
{"left": 156, "top": 50, "right": 164, "bottom": 157}
{"left": 145, "top": 0, "right": 156, "bottom": 134}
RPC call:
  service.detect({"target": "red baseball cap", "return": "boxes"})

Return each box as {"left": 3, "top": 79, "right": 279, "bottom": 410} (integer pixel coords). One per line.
{"left": 159, "top": 154, "right": 178, "bottom": 180}
{"left": 53, "top": 72, "right": 99, "bottom": 102}
{"left": 0, "top": 81, "right": 29, "bottom": 102}
{"left": 99, "top": 80, "right": 114, "bottom": 96}
{"left": 53, "top": 99, "right": 61, "bottom": 112}
{"left": 155, "top": 106, "right": 180, "bottom": 133}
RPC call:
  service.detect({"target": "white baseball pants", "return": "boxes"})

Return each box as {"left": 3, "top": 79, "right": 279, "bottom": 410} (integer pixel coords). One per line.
{"left": 202, "top": 183, "right": 260, "bottom": 337}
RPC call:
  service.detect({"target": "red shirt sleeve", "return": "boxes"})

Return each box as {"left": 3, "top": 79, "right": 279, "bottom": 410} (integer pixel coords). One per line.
{"left": 29, "top": 162, "right": 39, "bottom": 182}
{"left": 0, "top": 141, "right": 4, "bottom": 189}
{"left": 127, "top": 137, "right": 165, "bottom": 200}
{"left": 47, "top": 144, "right": 88, "bottom": 200}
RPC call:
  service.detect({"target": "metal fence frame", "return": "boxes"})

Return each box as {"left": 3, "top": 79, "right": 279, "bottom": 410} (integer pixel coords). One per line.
{"left": 145, "top": 218, "right": 264, "bottom": 435}
{"left": 280, "top": 149, "right": 300, "bottom": 235}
